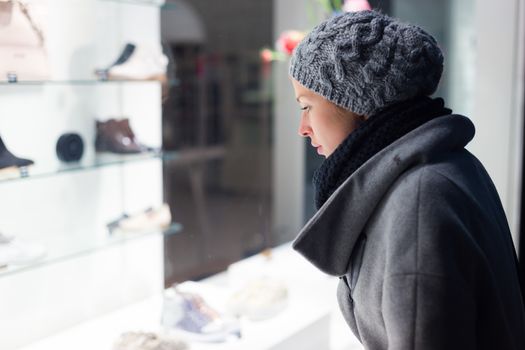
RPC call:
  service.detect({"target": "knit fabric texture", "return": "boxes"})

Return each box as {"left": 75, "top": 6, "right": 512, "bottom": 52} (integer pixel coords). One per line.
{"left": 289, "top": 10, "right": 444, "bottom": 117}
{"left": 313, "top": 96, "right": 452, "bottom": 209}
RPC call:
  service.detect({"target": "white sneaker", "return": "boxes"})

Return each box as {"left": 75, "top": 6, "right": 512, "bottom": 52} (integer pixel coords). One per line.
{"left": 0, "top": 232, "right": 46, "bottom": 267}
{"left": 107, "top": 43, "right": 168, "bottom": 81}
{"left": 226, "top": 276, "right": 288, "bottom": 321}
{"left": 108, "top": 204, "right": 172, "bottom": 235}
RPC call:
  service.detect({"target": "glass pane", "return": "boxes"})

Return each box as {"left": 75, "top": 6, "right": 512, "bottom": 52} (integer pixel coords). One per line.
{"left": 387, "top": 0, "right": 477, "bottom": 117}
{"left": 161, "top": 0, "right": 273, "bottom": 284}
{"left": 0, "top": 222, "right": 181, "bottom": 278}
{"left": 0, "top": 151, "right": 171, "bottom": 184}
{"left": 0, "top": 79, "right": 177, "bottom": 86}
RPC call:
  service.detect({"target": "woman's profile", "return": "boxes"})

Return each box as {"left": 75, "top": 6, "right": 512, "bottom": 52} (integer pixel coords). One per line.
{"left": 289, "top": 10, "right": 525, "bottom": 349}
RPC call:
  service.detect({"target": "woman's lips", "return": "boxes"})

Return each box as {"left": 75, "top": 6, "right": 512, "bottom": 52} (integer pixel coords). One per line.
{"left": 311, "top": 142, "right": 322, "bottom": 155}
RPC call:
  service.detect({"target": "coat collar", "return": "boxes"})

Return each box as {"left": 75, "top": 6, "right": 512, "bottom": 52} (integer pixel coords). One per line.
{"left": 292, "top": 115, "right": 475, "bottom": 276}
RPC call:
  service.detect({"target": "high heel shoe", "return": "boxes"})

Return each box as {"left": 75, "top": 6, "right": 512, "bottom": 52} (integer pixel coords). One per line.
{"left": 95, "top": 43, "right": 168, "bottom": 81}
{"left": 0, "top": 134, "right": 34, "bottom": 172}
{"left": 94, "top": 43, "right": 136, "bottom": 81}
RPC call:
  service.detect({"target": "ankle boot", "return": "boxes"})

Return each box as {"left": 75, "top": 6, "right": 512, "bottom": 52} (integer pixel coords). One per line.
{"left": 0, "top": 135, "right": 34, "bottom": 171}
{"left": 116, "top": 118, "right": 155, "bottom": 152}
{"left": 95, "top": 118, "right": 144, "bottom": 154}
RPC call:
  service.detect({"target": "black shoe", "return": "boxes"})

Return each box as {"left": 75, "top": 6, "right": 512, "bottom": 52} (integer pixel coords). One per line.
{"left": 0, "top": 135, "right": 34, "bottom": 170}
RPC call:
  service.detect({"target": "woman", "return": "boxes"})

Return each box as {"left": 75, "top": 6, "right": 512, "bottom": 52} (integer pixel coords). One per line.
{"left": 289, "top": 10, "right": 525, "bottom": 349}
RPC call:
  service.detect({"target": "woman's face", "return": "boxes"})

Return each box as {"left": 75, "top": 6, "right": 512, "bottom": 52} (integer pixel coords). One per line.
{"left": 291, "top": 78, "right": 363, "bottom": 158}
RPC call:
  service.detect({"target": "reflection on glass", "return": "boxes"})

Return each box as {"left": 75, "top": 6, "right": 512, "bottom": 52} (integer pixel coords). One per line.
{"left": 161, "top": 0, "right": 273, "bottom": 285}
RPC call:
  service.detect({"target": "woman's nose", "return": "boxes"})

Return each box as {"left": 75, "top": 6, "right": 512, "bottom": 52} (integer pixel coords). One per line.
{"left": 298, "top": 117, "right": 311, "bottom": 137}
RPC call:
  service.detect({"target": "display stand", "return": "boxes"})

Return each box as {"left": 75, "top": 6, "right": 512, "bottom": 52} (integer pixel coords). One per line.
{"left": 20, "top": 244, "right": 363, "bottom": 350}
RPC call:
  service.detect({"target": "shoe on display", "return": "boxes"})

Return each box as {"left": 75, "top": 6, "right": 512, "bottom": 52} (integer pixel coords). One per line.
{"left": 106, "top": 213, "right": 130, "bottom": 233}
{"left": 0, "top": 232, "right": 46, "bottom": 268}
{"left": 118, "top": 204, "right": 171, "bottom": 232}
{"left": 113, "top": 331, "right": 187, "bottom": 350}
{"left": 226, "top": 276, "right": 289, "bottom": 321}
{"left": 95, "top": 42, "right": 168, "bottom": 81}
{"left": 0, "top": 134, "right": 34, "bottom": 172}
{"left": 94, "top": 43, "right": 136, "bottom": 80}
{"left": 95, "top": 118, "right": 154, "bottom": 154}
{"left": 161, "top": 285, "right": 241, "bottom": 343}
{"left": 107, "top": 204, "right": 172, "bottom": 235}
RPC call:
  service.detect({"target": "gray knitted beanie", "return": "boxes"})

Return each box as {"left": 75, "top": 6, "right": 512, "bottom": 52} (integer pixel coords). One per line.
{"left": 289, "top": 10, "right": 443, "bottom": 117}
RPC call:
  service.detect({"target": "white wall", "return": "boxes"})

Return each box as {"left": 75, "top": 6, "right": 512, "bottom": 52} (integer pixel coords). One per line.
{"left": 446, "top": 0, "right": 476, "bottom": 118}
{"left": 470, "top": 0, "right": 525, "bottom": 244}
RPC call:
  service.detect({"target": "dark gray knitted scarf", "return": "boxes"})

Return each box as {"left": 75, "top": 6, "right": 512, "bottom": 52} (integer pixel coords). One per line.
{"left": 313, "top": 96, "right": 452, "bottom": 210}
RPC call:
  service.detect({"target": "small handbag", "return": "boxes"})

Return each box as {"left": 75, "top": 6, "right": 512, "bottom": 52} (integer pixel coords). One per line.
{"left": 0, "top": 0, "right": 49, "bottom": 82}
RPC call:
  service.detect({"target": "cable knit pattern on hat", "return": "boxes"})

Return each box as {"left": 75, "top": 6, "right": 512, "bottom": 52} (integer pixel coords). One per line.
{"left": 289, "top": 11, "right": 443, "bottom": 116}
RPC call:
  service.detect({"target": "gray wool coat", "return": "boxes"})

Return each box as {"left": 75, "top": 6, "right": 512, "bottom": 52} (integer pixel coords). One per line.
{"left": 293, "top": 115, "right": 525, "bottom": 349}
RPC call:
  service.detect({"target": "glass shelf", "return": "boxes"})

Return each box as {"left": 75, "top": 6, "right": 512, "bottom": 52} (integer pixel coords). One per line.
{"left": 0, "top": 79, "right": 178, "bottom": 86}
{"left": 0, "top": 151, "right": 171, "bottom": 185}
{"left": 0, "top": 222, "right": 182, "bottom": 278}
{"left": 99, "top": 0, "right": 177, "bottom": 10}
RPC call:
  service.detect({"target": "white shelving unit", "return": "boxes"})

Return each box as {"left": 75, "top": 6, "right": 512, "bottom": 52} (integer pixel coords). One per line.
{"left": 0, "top": 1, "right": 168, "bottom": 348}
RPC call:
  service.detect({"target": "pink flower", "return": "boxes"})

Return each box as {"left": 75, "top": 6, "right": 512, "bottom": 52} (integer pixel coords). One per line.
{"left": 276, "top": 30, "right": 306, "bottom": 56}
{"left": 260, "top": 48, "right": 274, "bottom": 64}
{"left": 343, "top": 0, "right": 372, "bottom": 12}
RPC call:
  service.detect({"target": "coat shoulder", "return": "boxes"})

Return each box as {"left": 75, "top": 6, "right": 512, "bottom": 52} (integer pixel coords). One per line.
{"left": 386, "top": 150, "right": 478, "bottom": 207}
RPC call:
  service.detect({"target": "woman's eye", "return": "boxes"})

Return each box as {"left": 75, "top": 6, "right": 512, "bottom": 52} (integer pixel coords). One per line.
{"left": 300, "top": 106, "right": 309, "bottom": 111}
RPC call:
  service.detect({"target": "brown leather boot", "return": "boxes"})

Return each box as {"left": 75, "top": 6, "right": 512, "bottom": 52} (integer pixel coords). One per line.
{"left": 95, "top": 118, "right": 143, "bottom": 154}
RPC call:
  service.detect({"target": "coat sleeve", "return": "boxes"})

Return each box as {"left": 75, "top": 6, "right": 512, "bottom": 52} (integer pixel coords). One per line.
{"left": 382, "top": 273, "right": 477, "bottom": 349}
{"left": 381, "top": 169, "right": 479, "bottom": 349}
